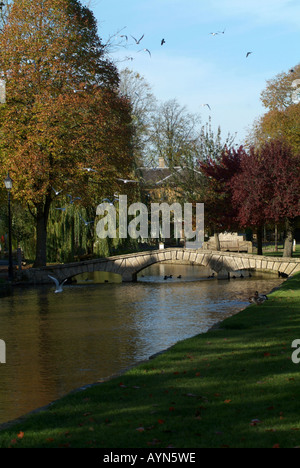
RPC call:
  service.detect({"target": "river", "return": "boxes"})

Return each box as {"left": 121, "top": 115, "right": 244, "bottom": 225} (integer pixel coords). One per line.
{"left": 0, "top": 263, "right": 284, "bottom": 425}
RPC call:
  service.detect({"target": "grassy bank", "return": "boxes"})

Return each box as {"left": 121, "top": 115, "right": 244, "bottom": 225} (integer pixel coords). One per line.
{"left": 1, "top": 274, "right": 300, "bottom": 448}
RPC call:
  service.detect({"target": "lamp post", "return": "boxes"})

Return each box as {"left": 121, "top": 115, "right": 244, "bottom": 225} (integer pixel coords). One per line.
{"left": 4, "top": 172, "right": 13, "bottom": 282}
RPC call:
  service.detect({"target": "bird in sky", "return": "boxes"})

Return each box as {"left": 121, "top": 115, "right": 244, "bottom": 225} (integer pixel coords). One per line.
{"left": 246, "top": 52, "right": 253, "bottom": 58}
{"left": 83, "top": 167, "right": 97, "bottom": 173}
{"left": 201, "top": 103, "right": 211, "bottom": 111}
{"left": 218, "top": 28, "right": 226, "bottom": 34}
{"left": 79, "top": 215, "right": 94, "bottom": 226}
{"left": 161, "top": 38, "right": 166, "bottom": 46}
{"left": 67, "top": 194, "right": 81, "bottom": 204}
{"left": 51, "top": 186, "right": 62, "bottom": 196}
{"left": 139, "top": 48, "right": 151, "bottom": 58}
{"left": 102, "top": 197, "right": 119, "bottom": 206}
{"left": 48, "top": 275, "right": 68, "bottom": 293}
{"left": 209, "top": 32, "right": 219, "bottom": 36}
{"left": 117, "top": 178, "right": 139, "bottom": 184}
{"left": 131, "top": 34, "right": 144, "bottom": 44}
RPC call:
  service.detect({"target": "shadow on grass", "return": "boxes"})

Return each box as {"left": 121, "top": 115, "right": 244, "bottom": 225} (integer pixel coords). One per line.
{"left": 1, "top": 274, "right": 300, "bottom": 448}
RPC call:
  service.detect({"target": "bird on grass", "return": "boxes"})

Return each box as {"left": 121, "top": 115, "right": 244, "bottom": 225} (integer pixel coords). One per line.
{"left": 249, "top": 291, "right": 268, "bottom": 305}
{"left": 48, "top": 275, "right": 68, "bottom": 293}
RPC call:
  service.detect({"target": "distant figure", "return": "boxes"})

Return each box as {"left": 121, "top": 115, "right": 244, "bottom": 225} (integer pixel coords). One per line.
{"left": 240, "top": 273, "right": 244, "bottom": 278}
{"left": 177, "top": 275, "right": 182, "bottom": 279}
{"left": 208, "top": 273, "right": 215, "bottom": 279}
{"left": 278, "top": 271, "right": 289, "bottom": 278}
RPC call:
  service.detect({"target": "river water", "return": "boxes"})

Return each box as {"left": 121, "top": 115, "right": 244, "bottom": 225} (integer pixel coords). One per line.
{"left": 0, "top": 263, "right": 284, "bottom": 425}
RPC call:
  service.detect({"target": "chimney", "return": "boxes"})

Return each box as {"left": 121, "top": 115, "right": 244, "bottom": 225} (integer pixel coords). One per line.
{"left": 158, "top": 157, "right": 166, "bottom": 168}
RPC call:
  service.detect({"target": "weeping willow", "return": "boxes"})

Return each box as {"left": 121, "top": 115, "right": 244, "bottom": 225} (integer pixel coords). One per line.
{"left": 46, "top": 201, "right": 139, "bottom": 263}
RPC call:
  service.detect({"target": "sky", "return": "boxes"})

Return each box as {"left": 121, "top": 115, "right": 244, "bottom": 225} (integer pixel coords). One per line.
{"left": 85, "top": 0, "right": 299, "bottom": 145}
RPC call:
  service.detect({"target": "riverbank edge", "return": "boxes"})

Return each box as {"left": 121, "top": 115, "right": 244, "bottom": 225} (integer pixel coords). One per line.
{"left": 0, "top": 276, "right": 288, "bottom": 434}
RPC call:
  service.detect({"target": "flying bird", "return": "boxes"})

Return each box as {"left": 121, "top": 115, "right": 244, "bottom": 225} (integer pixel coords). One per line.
{"left": 131, "top": 34, "right": 144, "bottom": 44}
{"left": 139, "top": 48, "right": 151, "bottom": 57}
{"left": 79, "top": 215, "right": 94, "bottom": 226}
{"left": 67, "top": 194, "right": 81, "bottom": 204}
{"left": 102, "top": 197, "right": 119, "bottom": 206}
{"left": 83, "top": 167, "right": 97, "bottom": 173}
{"left": 117, "top": 178, "right": 139, "bottom": 184}
{"left": 218, "top": 28, "right": 226, "bottom": 34}
{"left": 209, "top": 32, "right": 219, "bottom": 36}
{"left": 246, "top": 52, "right": 253, "bottom": 58}
{"left": 201, "top": 103, "right": 211, "bottom": 111}
{"left": 52, "top": 187, "right": 62, "bottom": 196}
{"left": 161, "top": 38, "right": 166, "bottom": 45}
{"left": 48, "top": 275, "right": 68, "bottom": 293}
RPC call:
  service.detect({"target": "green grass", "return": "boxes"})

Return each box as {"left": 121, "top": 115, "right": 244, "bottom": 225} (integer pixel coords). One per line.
{"left": 261, "top": 245, "right": 300, "bottom": 258}
{"left": 1, "top": 274, "right": 300, "bottom": 448}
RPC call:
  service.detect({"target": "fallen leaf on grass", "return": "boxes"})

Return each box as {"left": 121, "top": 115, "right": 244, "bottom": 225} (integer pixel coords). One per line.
{"left": 17, "top": 431, "right": 24, "bottom": 439}
{"left": 224, "top": 399, "right": 231, "bottom": 404}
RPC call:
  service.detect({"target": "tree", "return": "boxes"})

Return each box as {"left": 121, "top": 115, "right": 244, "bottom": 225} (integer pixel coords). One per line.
{"left": 148, "top": 99, "right": 201, "bottom": 168}
{"left": 231, "top": 140, "right": 300, "bottom": 256}
{"left": 199, "top": 146, "right": 243, "bottom": 249}
{"left": 0, "top": 0, "right": 134, "bottom": 267}
{"left": 247, "top": 65, "right": 300, "bottom": 155}
{"left": 119, "top": 68, "right": 157, "bottom": 167}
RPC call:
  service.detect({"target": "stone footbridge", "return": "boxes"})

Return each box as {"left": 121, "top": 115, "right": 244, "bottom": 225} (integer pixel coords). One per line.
{"left": 24, "top": 248, "right": 300, "bottom": 284}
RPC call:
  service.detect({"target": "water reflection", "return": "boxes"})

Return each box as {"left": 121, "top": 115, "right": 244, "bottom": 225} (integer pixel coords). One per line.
{"left": 0, "top": 263, "right": 283, "bottom": 424}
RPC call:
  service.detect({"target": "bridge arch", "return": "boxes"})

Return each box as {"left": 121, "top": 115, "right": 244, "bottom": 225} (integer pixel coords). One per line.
{"left": 25, "top": 248, "right": 300, "bottom": 284}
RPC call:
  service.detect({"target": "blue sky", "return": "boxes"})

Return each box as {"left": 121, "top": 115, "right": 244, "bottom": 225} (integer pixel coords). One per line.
{"left": 86, "top": 0, "right": 300, "bottom": 145}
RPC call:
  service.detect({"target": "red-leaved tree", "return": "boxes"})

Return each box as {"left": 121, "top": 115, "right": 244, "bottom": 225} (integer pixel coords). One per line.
{"left": 231, "top": 139, "right": 300, "bottom": 256}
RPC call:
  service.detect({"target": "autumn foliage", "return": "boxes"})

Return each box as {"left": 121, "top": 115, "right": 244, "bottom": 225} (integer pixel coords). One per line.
{"left": 0, "top": 0, "right": 134, "bottom": 266}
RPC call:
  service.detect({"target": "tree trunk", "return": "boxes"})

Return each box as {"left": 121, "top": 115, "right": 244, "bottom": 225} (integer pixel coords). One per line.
{"left": 214, "top": 232, "right": 220, "bottom": 251}
{"left": 274, "top": 224, "right": 278, "bottom": 252}
{"left": 257, "top": 226, "right": 263, "bottom": 255}
{"left": 283, "top": 218, "right": 294, "bottom": 258}
{"left": 33, "top": 198, "right": 51, "bottom": 267}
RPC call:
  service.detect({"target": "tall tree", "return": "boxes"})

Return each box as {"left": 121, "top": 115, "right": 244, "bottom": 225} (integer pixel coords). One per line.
{"left": 199, "top": 146, "right": 243, "bottom": 249}
{"left": 119, "top": 68, "right": 157, "bottom": 167}
{"left": 247, "top": 65, "right": 300, "bottom": 155}
{"left": 0, "top": 0, "right": 134, "bottom": 266}
{"left": 148, "top": 99, "right": 201, "bottom": 169}
{"left": 231, "top": 140, "right": 300, "bottom": 257}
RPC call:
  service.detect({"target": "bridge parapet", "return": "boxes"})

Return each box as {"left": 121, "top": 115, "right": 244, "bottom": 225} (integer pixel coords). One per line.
{"left": 24, "top": 249, "right": 300, "bottom": 284}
